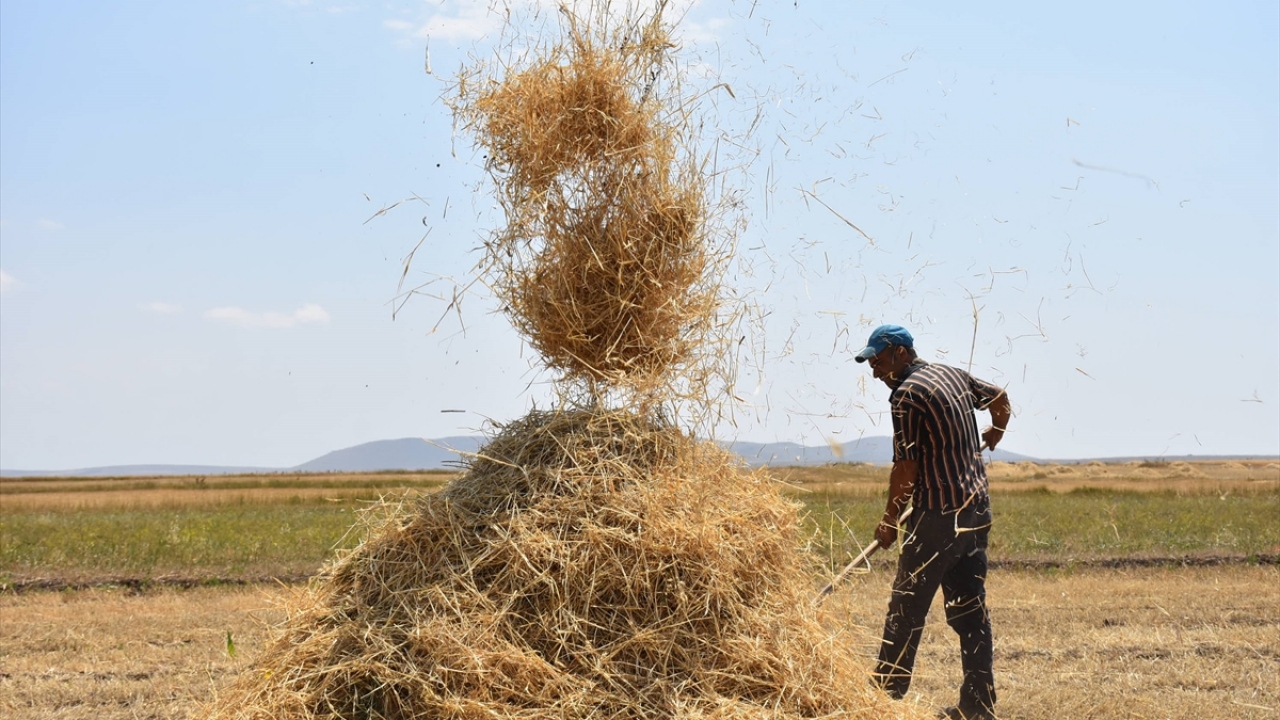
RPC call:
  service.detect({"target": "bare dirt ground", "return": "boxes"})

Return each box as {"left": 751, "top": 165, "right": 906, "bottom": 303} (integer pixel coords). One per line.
{"left": 1, "top": 565, "right": 1275, "bottom": 720}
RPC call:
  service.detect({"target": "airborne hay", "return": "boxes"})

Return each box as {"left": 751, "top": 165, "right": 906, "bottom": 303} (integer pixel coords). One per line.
{"left": 197, "top": 409, "right": 928, "bottom": 719}
{"left": 450, "top": 7, "right": 729, "bottom": 407}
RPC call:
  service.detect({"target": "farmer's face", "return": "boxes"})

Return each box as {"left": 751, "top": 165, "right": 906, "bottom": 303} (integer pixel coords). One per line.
{"left": 867, "top": 345, "right": 908, "bottom": 387}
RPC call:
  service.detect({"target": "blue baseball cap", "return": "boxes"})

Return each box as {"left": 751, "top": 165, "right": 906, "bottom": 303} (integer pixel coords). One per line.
{"left": 854, "top": 324, "right": 914, "bottom": 363}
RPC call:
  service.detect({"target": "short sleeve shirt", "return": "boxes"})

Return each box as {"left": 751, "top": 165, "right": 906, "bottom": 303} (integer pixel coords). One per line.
{"left": 890, "top": 362, "right": 1005, "bottom": 510}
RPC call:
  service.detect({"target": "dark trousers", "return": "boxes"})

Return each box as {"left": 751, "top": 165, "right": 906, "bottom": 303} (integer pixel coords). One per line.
{"left": 873, "top": 499, "right": 996, "bottom": 712}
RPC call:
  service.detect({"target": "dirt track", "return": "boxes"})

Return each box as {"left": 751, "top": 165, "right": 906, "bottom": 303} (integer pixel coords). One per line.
{"left": 5, "top": 554, "right": 1276, "bottom": 594}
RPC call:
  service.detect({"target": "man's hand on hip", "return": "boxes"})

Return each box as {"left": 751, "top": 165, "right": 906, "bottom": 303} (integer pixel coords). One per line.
{"left": 982, "top": 391, "right": 1012, "bottom": 451}
{"left": 981, "top": 425, "right": 1004, "bottom": 451}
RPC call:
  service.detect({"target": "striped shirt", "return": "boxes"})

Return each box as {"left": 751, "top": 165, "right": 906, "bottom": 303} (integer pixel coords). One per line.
{"left": 891, "top": 362, "right": 1005, "bottom": 510}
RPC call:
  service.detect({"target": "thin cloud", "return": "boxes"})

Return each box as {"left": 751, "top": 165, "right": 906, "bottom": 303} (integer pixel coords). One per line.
{"left": 280, "top": 0, "right": 360, "bottom": 14}
{"left": 0, "top": 269, "right": 16, "bottom": 294}
{"left": 142, "top": 301, "right": 183, "bottom": 315}
{"left": 203, "top": 303, "right": 330, "bottom": 329}
{"left": 412, "top": 2, "right": 503, "bottom": 42}
{"left": 681, "top": 15, "right": 726, "bottom": 45}
{"left": 37, "top": 219, "right": 64, "bottom": 231}
{"left": 391, "top": 0, "right": 714, "bottom": 44}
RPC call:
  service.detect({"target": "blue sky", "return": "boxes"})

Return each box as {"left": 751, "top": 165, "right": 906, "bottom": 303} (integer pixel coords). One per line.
{"left": 2, "top": 0, "right": 1277, "bottom": 469}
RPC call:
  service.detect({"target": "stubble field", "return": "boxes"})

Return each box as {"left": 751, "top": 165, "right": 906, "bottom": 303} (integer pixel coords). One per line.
{"left": 1, "top": 460, "right": 1277, "bottom": 719}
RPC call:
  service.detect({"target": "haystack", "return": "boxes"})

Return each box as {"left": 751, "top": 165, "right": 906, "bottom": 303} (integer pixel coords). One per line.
{"left": 198, "top": 410, "right": 923, "bottom": 719}
{"left": 199, "top": 5, "right": 931, "bottom": 720}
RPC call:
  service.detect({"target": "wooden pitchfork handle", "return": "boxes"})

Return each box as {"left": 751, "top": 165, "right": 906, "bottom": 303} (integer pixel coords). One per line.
{"left": 813, "top": 505, "right": 914, "bottom": 608}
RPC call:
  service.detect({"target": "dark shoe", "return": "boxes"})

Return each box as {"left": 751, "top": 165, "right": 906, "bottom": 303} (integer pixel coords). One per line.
{"left": 937, "top": 706, "right": 996, "bottom": 720}
{"left": 869, "top": 670, "right": 907, "bottom": 700}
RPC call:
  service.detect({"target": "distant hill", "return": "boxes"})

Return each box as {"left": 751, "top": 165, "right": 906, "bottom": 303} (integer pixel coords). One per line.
{"left": 0, "top": 463, "right": 276, "bottom": 478}
{"left": 728, "top": 436, "right": 1034, "bottom": 466}
{"left": 0, "top": 435, "right": 1036, "bottom": 477}
{"left": 291, "top": 436, "right": 484, "bottom": 473}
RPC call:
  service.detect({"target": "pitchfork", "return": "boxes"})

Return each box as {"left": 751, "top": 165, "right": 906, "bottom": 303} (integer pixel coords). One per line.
{"left": 812, "top": 505, "right": 913, "bottom": 608}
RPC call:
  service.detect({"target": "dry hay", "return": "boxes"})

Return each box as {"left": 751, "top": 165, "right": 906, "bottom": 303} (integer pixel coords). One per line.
{"left": 448, "top": 7, "right": 731, "bottom": 405}
{"left": 197, "top": 409, "right": 927, "bottom": 719}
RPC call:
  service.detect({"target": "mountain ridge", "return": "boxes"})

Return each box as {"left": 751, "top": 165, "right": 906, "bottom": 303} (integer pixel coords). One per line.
{"left": 6, "top": 437, "right": 1269, "bottom": 478}
{"left": 3, "top": 435, "right": 1029, "bottom": 477}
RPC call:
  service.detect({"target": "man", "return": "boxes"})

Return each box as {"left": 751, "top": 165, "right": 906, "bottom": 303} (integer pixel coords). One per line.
{"left": 855, "top": 324, "right": 1011, "bottom": 720}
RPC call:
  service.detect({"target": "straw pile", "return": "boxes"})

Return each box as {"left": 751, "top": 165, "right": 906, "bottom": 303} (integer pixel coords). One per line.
{"left": 451, "top": 9, "right": 725, "bottom": 403}
{"left": 198, "top": 409, "right": 924, "bottom": 719}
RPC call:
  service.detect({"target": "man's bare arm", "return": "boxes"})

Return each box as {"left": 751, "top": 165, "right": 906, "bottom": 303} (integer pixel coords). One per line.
{"left": 982, "top": 391, "right": 1012, "bottom": 451}
{"left": 875, "top": 459, "right": 917, "bottom": 548}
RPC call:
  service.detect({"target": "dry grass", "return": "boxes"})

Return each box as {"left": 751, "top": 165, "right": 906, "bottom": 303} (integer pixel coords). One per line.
{"left": 778, "top": 460, "right": 1280, "bottom": 498}
{"left": 0, "top": 472, "right": 456, "bottom": 511}
{"left": 5, "top": 461, "right": 1271, "bottom": 512}
{"left": 1, "top": 471, "right": 456, "bottom": 494}
{"left": 4, "top": 566, "right": 1274, "bottom": 719}
{"left": 3, "top": 461, "right": 1270, "bottom": 512}
{"left": 0, "top": 586, "right": 284, "bottom": 720}
{"left": 0, "top": 487, "right": 431, "bottom": 513}
{"left": 983, "top": 459, "right": 1280, "bottom": 494}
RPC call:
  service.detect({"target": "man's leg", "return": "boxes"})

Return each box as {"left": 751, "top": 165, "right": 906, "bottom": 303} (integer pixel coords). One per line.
{"left": 941, "top": 506, "right": 996, "bottom": 713}
{"left": 873, "top": 510, "right": 955, "bottom": 698}
{"left": 873, "top": 560, "right": 937, "bottom": 697}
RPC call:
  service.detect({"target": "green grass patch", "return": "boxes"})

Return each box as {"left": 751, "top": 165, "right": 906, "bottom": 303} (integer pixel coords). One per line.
{"left": 803, "top": 489, "right": 1280, "bottom": 571}
{"left": 0, "top": 504, "right": 371, "bottom": 579}
{"left": 3, "top": 482, "right": 1277, "bottom": 583}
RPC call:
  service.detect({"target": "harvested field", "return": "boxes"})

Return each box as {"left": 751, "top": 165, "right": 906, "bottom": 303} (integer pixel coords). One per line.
{"left": 0, "top": 585, "right": 282, "bottom": 719}
{"left": 829, "top": 564, "right": 1280, "bottom": 719}
{"left": 781, "top": 459, "right": 1280, "bottom": 497}
{"left": 1, "top": 460, "right": 1276, "bottom": 718}
{"left": 3, "top": 461, "right": 1277, "bottom": 588}
{"left": 2, "top": 566, "right": 1275, "bottom": 719}
{"left": 0, "top": 472, "right": 455, "bottom": 511}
